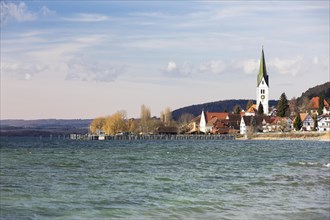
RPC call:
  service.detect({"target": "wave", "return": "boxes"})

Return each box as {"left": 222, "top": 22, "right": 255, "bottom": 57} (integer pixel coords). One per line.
{"left": 288, "top": 162, "right": 330, "bottom": 168}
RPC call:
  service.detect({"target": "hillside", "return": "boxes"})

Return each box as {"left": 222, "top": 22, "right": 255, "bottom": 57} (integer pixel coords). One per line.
{"left": 172, "top": 99, "right": 278, "bottom": 121}
{"left": 0, "top": 119, "right": 92, "bottom": 136}
{"left": 296, "top": 82, "right": 330, "bottom": 105}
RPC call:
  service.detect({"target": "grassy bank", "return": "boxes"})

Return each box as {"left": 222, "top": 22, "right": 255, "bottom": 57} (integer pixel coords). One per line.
{"left": 247, "top": 131, "right": 330, "bottom": 141}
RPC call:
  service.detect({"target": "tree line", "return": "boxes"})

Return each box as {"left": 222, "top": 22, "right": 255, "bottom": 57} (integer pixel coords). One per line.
{"left": 89, "top": 105, "right": 196, "bottom": 135}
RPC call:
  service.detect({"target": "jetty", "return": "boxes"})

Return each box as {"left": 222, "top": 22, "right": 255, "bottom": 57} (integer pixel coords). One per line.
{"left": 70, "top": 134, "right": 235, "bottom": 141}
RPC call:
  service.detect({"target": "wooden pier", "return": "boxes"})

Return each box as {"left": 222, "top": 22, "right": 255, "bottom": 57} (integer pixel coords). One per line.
{"left": 70, "top": 134, "right": 236, "bottom": 141}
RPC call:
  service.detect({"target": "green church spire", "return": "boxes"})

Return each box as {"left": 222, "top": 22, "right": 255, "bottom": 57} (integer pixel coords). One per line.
{"left": 257, "top": 47, "right": 269, "bottom": 86}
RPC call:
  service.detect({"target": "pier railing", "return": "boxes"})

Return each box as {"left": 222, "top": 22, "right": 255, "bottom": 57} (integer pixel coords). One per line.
{"left": 70, "top": 134, "right": 236, "bottom": 140}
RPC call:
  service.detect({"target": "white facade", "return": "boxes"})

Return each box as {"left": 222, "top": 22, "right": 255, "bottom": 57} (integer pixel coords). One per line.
{"left": 199, "top": 110, "right": 208, "bottom": 133}
{"left": 318, "top": 115, "right": 330, "bottom": 132}
{"left": 240, "top": 117, "right": 247, "bottom": 135}
{"left": 323, "top": 107, "right": 330, "bottom": 115}
{"left": 302, "top": 114, "right": 314, "bottom": 131}
{"left": 256, "top": 77, "right": 269, "bottom": 115}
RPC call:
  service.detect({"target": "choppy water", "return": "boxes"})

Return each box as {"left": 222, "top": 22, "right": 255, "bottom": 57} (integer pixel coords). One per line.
{"left": 0, "top": 137, "right": 329, "bottom": 219}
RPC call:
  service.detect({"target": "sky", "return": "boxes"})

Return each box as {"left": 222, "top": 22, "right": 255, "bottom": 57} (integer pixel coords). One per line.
{"left": 1, "top": 1, "right": 329, "bottom": 119}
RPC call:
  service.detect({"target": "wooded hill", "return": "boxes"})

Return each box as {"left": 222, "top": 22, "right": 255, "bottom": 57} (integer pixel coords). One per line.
{"left": 296, "top": 82, "right": 330, "bottom": 106}
{"left": 172, "top": 100, "right": 278, "bottom": 121}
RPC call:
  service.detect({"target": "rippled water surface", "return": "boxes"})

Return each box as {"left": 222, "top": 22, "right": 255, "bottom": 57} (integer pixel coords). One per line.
{"left": 1, "top": 138, "right": 329, "bottom": 219}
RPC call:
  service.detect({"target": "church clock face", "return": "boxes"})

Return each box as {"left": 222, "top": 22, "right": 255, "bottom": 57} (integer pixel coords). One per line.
{"left": 261, "top": 95, "right": 265, "bottom": 100}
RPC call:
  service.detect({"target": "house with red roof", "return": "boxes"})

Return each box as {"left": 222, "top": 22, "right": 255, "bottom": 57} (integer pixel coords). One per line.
{"left": 211, "top": 119, "right": 230, "bottom": 134}
{"left": 199, "top": 110, "right": 229, "bottom": 133}
{"left": 307, "top": 97, "right": 329, "bottom": 115}
{"left": 240, "top": 115, "right": 272, "bottom": 134}
{"left": 270, "top": 117, "right": 293, "bottom": 132}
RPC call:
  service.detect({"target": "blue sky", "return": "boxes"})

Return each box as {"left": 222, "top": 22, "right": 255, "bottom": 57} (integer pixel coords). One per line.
{"left": 1, "top": 1, "right": 329, "bottom": 119}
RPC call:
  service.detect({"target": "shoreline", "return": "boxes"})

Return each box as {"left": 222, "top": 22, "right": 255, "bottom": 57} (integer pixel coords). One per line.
{"left": 239, "top": 131, "right": 330, "bottom": 141}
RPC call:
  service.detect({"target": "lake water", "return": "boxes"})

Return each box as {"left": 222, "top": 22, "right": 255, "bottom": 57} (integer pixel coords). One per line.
{"left": 0, "top": 137, "right": 329, "bottom": 219}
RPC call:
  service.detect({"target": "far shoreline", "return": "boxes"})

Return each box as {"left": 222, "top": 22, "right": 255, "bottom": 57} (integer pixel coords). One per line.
{"left": 237, "top": 131, "right": 330, "bottom": 141}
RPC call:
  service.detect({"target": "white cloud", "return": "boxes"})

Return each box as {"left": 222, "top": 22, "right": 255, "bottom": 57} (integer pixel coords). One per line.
{"left": 62, "top": 13, "right": 109, "bottom": 22}
{"left": 38, "top": 5, "right": 56, "bottom": 16}
{"left": 160, "top": 55, "right": 327, "bottom": 79}
{"left": 0, "top": 1, "right": 54, "bottom": 25}
{"left": 199, "top": 60, "right": 226, "bottom": 75}
{"left": 24, "top": 73, "right": 31, "bottom": 80}
{"left": 166, "top": 61, "right": 177, "bottom": 72}
{"left": 269, "top": 56, "right": 303, "bottom": 76}
{"left": 162, "top": 61, "right": 192, "bottom": 77}
{"left": 0, "top": 1, "right": 36, "bottom": 23}
{"left": 1, "top": 60, "right": 48, "bottom": 80}
{"left": 130, "top": 12, "right": 168, "bottom": 18}
{"left": 235, "top": 59, "right": 260, "bottom": 75}
{"left": 65, "top": 56, "right": 124, "bottom": 82}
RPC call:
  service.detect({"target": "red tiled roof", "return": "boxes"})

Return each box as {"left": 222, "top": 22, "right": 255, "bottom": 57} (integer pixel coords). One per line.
{"left": 205, "top": 112, "right": 229, "bottom": 122}
{"left": 270, "top": 117, "right": 289, "bottom": 125}
{"left": 307, "top": 97, "right": 329, "bottom": 109}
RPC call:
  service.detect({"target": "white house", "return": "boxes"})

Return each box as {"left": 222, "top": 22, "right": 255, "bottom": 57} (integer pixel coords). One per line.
{"left": 240, "top": 116, "right": 248, "bottom": 135}
{"left": 199, "top": 110, "right": 229, "bottom": 133}
{"left": 318, "top": 114, "right": 330, "bottom": 132}
{"left": 270, "top": 117, "right": 293, "bottom": 132}
{"left": 323, "top": 107, "right": 330, "bottom": 115}
{"left": 240, "top": 115, "right": 272, "bottom": 135}
{"left": 300, "top": 113, "right": 314, "bottom": 131}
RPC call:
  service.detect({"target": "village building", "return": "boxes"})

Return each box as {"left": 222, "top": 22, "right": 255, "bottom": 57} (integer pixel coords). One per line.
{"left": 307, "top": 97, "right": 329, "bottom": 115}
{"left": 245, "top": 104, "right": 257, "bottom": 116}
{"left": 323, "top": 107, "right": 330, "bottom": 115}
{"left": 256, "top": 48, "right": 270, "bottom": 115}
{"left": 317, "top": 114, "right": 330, "bottom": 132}
{"left": 187, "top": 115, "right": 201, "bottom": 134}
{"left": 270, "top": 117, "right": 293, "bottom": 132}
{"left": 155, "top": 126, "right": 178, "bottom": 135}
{"left": 211, "top": 119, "right": 230, "bottom": 134}
{"left": 227, "top": 114, "right": 242, "bottom": 132}
{"left": 299, "top": 113, "right": 314, "bottom": 131}
{"left": 240, "top": 115, "right": 272, "bottom": 135}
{"left": 199, "top": 110, "right": 229, "bottom": 133}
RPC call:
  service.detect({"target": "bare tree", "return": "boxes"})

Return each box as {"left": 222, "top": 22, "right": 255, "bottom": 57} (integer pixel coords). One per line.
{"left": 276, "top": 119, "right": 290, "bottom": 132}
{"left": 163, "top": 107, "right": 172, "bottom": 126}
{"left": 140, "top": 104, "right": 151, "bottom": 133}
{"left": 300, "top": 97, "right": 310, "bottom": 112}
{"left": 178, "top": 113, "right": 195, "bottom": 124}
{"left": 289, "top": 97, "right": 298, "bottom": 116}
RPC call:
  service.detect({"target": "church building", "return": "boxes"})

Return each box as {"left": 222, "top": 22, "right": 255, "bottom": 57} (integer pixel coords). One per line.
{"left": 256, "top": 48, "right": 269, "bottom": 115}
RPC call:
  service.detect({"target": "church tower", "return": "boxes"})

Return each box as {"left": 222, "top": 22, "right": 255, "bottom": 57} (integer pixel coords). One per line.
{"left": 256, "top": 48, "right": 269, "bottom": 115}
